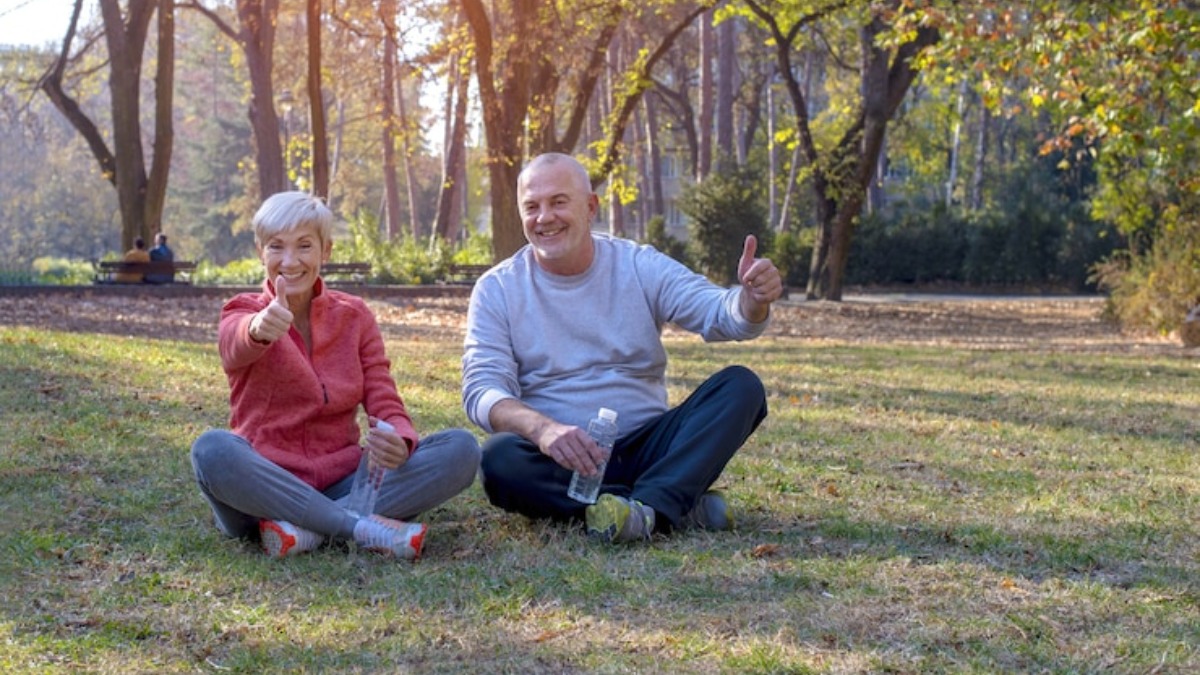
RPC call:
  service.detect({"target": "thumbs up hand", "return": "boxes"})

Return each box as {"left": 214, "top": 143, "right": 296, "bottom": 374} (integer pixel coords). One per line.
{"left": 736, "top": 235, "right": 783, "bottom": 322}
{"left": 274, "top": 274, "right": 291, "bottom": 312}
{"left": 737, "top": 234, "right": 759, "bottom": 284}
{"left": 249, "top": 275, "right": 295, "bottom": 344}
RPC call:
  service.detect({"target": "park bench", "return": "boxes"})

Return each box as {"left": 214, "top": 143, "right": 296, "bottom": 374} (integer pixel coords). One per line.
{"left": 321, "top": 261, "right": 372, "bottom": 284}
{"left": 94, "top": 259, "right": 197, "bottom": 284}
{"left": 441, "top": 263, "right": 492, "bottom": 285}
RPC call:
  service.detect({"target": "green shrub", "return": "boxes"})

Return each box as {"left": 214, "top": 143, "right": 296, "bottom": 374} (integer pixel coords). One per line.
{"left": 679, "top": 166, "right": 771, "bottom": 286}
{"left": 963, "top": 203, "right": 1062, "bottom": 286}
{"left": 0, "top": 268, "right": 37, "bottom": 285}
{"left": 849, "top": 202, "right": 967, "bottom": 285}
{"left": 846, "top": 163, "right": 1113, "bottom": 291}
{"left": 1055, "top": 207, "right": 1120, "bottom": 290}
{"left": 192, "top": 258, "right": 263, "bottom": 286}
{"left": 335, "top": 213, "right": 436, "bottom": 284}
{"left": 644, "top": 215, "right": 688, "bottom": 264}
{"left": 339, "top": 212, "right": 499, "bottom": 284}
{"left": 1093, "top": 204, "right": 1200, "bottom": 335}
{"left": 771, "top": 229, "right": 813, "bottom": 289}
{"left": 189, "top": 217, "right": 494, "bottom": 287}
{"left": 450, "top": 231, "right": 494, "bottom": 266}
{"left": 1087, "top": 141, "right": 1197, "bottom": 331}
{"left": 30, "top": 257, "right": 94, "bottom": 285}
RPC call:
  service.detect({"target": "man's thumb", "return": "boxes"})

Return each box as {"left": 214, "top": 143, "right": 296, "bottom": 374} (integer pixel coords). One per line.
{"left": 739, "top": 235, "right": 758, "bottom": 278}
{"left": 274, "top": 275, "right": 289, "bottom": 310}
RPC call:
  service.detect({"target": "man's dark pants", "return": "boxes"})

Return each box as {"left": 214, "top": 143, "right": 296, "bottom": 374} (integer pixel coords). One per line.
{"left": 479, "top": 365, "right": 768, "bottom": 530}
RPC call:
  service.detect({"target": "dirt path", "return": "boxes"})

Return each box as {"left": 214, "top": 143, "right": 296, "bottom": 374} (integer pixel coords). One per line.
{"left": 764, "top": 295, "right": 1183, "bottom": 355}
{"left": 0, "top": 288, "right": 1187, "bottom": 357}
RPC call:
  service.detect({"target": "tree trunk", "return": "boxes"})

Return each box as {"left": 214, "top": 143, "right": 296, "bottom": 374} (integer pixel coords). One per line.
{"left": 395, "top": 69, "right": 421, "bottom": 239}
{"left": 716, "top": 15, "right": 736, "bottom": 166}
{"left": 777, "top": 143, "right": 801, "bottom": 233}
{"left": 42, "top": 0, "right": 173, "bottom": 250}
{"left": 307, "top": 0, "right": 329, "bottom": 199}
{"left": 461, "top": 0, "right": 534, "bottom": 261}
{"left": 767, "top": 70, "right": 776, "bottom": 227}
{"left": 634, "top": 101, "right": 650, "bottom": 234}
{"left": 144, "top": 0, "right": 175, "bottom": 235}
{"left": 605, "top": 36, "right": 624, "bottom": 237}
{"left": 330, "top": 99, "right": 344, "bottom": 187}
{"left": 783, "top": 41, "right": 817, "bottom": 235}
{"left": 461, "top": 0, "right": 701, "bottom": 259}
{"left": 190, "top": 0, "right": 282, "bottom": 199}
{"left": 740, "top": 55, "right": 769, "bottom": 167}
{"left": 818, "top": 14, "right": 936, "bottom": 300}
{"left": 379, "top": 0, "right": 402, "bottom": 238}
{"left": 945, "top": 78, "right": 967, "bottom": 206}
{"left": 434, "top": 34, "right": 471, "bottom": 242}
{"left": 103, "top": 0, "right": 153, "bottom": 248}
{"left": 644, "top": 93, "right": 665, "bottom": 217}
{"left": 697, "top": 9, "right": 714, "bottom": 179}
{"left": 867, "top": 134, "right": 887, "bottom": 214}
{"left": 591, "top": 5, "right": 709, "bottom": 182}
{"left": 969, "top": 96, "right": 989, "bottom": 211}
{"left": 654, "top": 77, "right": 699, "bottom": 180}
{"left": 39, "top": 1, "right": 115, "bottom": 191}
{"left": 748, "top": 2, "right": 833, "bottom": 297}
{"left": 242, "top": 0, "right": 283, "bottom": 197}
{"left": 745, "top": 0, "right": 936, "bottom": 300}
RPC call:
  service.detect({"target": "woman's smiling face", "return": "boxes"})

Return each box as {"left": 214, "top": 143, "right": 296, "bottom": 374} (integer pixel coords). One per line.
{"left": 258, "top": 222, "right": 330, "bottom": 302}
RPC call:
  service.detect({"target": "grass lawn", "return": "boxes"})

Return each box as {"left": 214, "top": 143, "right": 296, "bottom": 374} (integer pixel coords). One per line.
{"left": 0, "top": 313, "right": 1196, "bottom": 673}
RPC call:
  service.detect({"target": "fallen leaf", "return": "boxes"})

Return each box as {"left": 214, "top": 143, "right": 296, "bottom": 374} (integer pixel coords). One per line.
{"left": 532, "top": 629, "right": 569, "bottom": 643}
{"left": 752, "top": 543, "right": 781, "bottom": 558}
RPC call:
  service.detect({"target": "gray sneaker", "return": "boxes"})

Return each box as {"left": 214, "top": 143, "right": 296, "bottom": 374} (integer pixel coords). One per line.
{"left": 681, "top": 490, "right": 734, "bottom": 531}
{"left": 586, "top": 494, "right": 655, "bottom": 543}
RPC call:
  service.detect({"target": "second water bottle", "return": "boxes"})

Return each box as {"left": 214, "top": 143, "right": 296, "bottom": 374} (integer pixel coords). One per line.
{"left": 347, "top": 420, "right": 394, "bottom": 517}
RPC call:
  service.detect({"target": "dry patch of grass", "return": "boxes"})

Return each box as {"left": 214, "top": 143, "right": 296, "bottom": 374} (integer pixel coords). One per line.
{"left": 0, "top": 297, "right": 1196, "bottom": 673}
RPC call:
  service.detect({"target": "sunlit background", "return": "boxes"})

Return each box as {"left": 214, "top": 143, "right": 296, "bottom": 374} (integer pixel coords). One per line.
{"left": 0, "top": 0, "right": 92, "bottom": 47}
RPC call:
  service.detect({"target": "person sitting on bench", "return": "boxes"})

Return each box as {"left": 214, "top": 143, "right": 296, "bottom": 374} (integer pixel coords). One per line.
{"left": 145, "top": 233, "right": 175, "bottom": 284}
{"left": 114, "top": 237, "right": 150, "bottom": 284}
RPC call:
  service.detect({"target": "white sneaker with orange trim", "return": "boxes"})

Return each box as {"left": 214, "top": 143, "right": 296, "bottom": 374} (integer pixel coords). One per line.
{"left": 353, "top": 515, "right": 427, "bottom": 560}
{"left": 259, "top": 519, "right": 325, "bottom": 558}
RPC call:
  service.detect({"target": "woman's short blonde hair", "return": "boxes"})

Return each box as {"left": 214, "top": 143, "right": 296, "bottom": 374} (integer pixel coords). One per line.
{"left": 252, "top": 191, "right": 334, "bottom": 248}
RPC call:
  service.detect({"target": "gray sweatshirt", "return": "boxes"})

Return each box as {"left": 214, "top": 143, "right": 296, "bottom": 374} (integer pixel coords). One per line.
{"left": 461, "top": 234, "right": 768, "bottom": 434}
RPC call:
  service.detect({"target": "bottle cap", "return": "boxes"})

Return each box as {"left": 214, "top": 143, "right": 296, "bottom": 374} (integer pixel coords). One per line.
{"left": 598, "top": 408, "right": 617, "bottom": 422}
{"left": 376, "top": 420, "right": 395, "bottom": 433}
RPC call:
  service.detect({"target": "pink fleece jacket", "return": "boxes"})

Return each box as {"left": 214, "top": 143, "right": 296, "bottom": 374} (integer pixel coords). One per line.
{"left": 218, "top": 278, "right": 418, "bottom": 490}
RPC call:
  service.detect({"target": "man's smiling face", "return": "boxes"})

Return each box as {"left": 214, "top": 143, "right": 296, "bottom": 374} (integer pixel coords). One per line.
{"left": 517, "top": 158, "right": 599, "bottom": 276}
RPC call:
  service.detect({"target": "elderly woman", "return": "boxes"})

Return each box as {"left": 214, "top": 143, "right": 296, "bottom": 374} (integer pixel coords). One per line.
{"left": 191, "top": 191, "right": 479, "bottom": 560}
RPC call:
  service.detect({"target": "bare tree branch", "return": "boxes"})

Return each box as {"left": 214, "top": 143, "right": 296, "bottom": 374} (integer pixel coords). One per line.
{"left": 37, "top": 0, "right": 116, "bottom": 186}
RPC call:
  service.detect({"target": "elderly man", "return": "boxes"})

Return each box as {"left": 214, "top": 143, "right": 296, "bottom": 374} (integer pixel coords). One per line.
{"left": 462, "top": 153, "right": 784, "bottom": 543}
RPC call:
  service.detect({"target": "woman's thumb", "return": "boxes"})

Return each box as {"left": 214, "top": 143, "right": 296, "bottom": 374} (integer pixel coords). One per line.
{"left": 274, "top": 275, "right": 289, "bottom": 309}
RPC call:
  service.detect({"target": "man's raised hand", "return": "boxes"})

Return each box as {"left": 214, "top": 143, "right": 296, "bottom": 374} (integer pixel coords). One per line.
{"left": 737, "top": 234, "right": 759, "bottom": 286}
{"left": 736, "top": 234, "right": 783, "bottom": 320}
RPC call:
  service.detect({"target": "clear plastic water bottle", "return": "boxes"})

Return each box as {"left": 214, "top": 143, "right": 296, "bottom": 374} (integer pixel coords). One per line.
{"left": 347, "top": 420, "right": 394, "bottom": 517}
{"left": 567, "top": 408, "right": 619, "bottom": 504}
